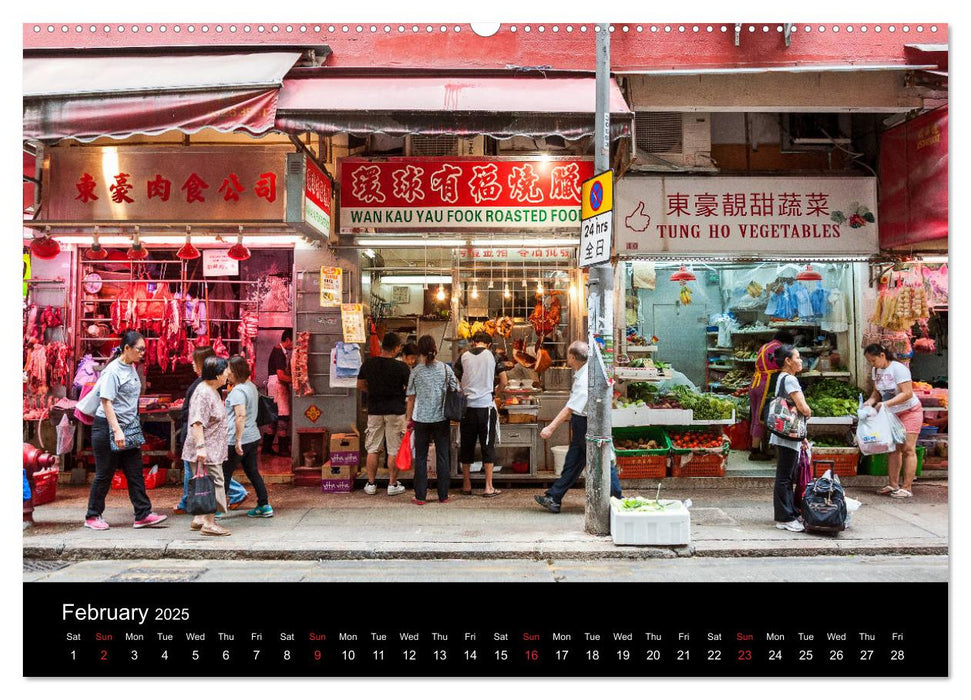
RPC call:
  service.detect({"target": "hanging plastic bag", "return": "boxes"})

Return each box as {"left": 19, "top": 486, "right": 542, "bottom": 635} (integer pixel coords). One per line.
{"left": 855, "top": 404, "right": 898, "bottom": 455}
{"left": 55, "top": 413, "right": 75, "bottom": 455}
{"left": 395, "top": 427, "right": 414, "bottom": 471}
{"left": 796, "top": 443, "right": 813, "bottom": 511}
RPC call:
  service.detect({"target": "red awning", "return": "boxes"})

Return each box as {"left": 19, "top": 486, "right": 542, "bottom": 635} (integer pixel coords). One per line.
{"left": 275, "top": 75, "right": 632, "bottom": 140}
{"left": 23, "top": 52, "right": 302, "bottom": 142}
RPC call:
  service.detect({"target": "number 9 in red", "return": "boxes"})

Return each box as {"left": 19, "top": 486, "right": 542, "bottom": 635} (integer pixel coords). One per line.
{"left": 314, "top": 650, "right": 322, "bottom": 661}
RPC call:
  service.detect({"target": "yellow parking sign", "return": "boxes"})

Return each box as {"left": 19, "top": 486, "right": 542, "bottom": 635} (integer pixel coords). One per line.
{"left": 581, "top": 170, "right": 613, "bottom": 220}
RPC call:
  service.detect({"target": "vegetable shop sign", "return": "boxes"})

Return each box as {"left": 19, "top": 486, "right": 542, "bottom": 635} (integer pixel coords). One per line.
{"left": 616, "top": 177, "right": 879, "bottom": 256}
{"left": 339, "top": 157, "right": 594, "bottom": 232}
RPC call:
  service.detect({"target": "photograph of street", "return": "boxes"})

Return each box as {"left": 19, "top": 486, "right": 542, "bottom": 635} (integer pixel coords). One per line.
{"left": 22, "top": 21, "right": 948, "bottom": 590}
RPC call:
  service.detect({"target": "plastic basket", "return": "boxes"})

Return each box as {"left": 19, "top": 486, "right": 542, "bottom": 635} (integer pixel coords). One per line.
{"left": 810, "top": 448, "right": 859, "bottom": 477}
{"left": 111, "top": 466, "right": 168, "bottom": 490}
{"left": 671, "top": 452, "right": 727, "bottom": 477}
{"left": 859, "top": 446, "right": 924, "bottom": 477}
{"left": 31, "top": 467, "right": 59, "bottom": 505}
{"left": 614, "top": 426, "right": 670, "bottom": 479}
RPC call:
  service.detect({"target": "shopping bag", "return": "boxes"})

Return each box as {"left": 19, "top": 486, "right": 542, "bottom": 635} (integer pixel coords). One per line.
{"left": 186, "top": 463, "right": 218, "bottom": 515}
{"left": 855, "top": 404, "right": 896, "bottom": 455}
{"left": 56, "top": 413, "right": 76, "bottom": 455}
{"left": 256, "top": 393, "right": 279, "bottom": 427}
{"left": 395, "top": 427, "right": 414, "bottom": 471}
{"left": 796, "top": 444, "right": 813, "bottom": 509}
{"left": 801, "top": 471, "right": 847, "bottom": 533}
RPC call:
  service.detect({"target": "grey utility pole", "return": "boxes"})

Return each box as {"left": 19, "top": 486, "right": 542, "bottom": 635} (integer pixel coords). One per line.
{"left": 584, "top": 23, "right": 612, "bottom": 535}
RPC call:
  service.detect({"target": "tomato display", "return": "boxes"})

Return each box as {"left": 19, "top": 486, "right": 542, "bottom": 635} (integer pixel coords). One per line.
{"left": 668, "top": 431, "right": 726, "bottom": 450}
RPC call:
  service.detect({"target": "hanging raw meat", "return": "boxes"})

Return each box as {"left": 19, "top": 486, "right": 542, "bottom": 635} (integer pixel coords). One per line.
{"left": 24, "top": 342, "right": 48, "bottom": 394}
{"left": 512, "top": 339, "right": 553, "bottom": 375}
{"left": 212, "top": 336, "right": 229, "bottom": 359}
{"left": 528, "top": 291, "right": 563, "bottom": 337}
{"left": 291, "top": 331, "right": 313, "bottom": 396}
{"left": 496, "top": 317, "right": 514, "bottom": 338}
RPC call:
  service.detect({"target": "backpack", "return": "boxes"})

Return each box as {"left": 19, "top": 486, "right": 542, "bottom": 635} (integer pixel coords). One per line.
{"left": 801, "top": 470, "right": 847, "bottom": 533}
{"left": 764, "top": 372, "right": 807, "bottom": 440}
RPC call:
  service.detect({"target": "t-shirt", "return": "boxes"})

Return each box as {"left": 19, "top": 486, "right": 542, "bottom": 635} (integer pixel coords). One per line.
{"left": 407, "top": 360, "right": 457, "bottom": 424}
{"left": 181, "top": 383, "right": 228, "bottom": 466}
{"left": 456, "top": 347, "right": 504, "bottom": 409}
{"left": 358, "top": 356, "right": 411, "bottom": 415}
{"left": 872, "top": 361, "right": 921, "bottom": 414}
{"left": 267, "top": 345, "right": 289, "bottom": 378}
{"left": 768, "top": 372, "right": 803, "bottom": 452}
{"left": 566, "top": 362, "right": 589, "bottom": 417}
{"left": 226, "top": 381, "right": 261, "bottom": 445}
{"left": 94, "top": 359, "right": 141, "bottom": 421}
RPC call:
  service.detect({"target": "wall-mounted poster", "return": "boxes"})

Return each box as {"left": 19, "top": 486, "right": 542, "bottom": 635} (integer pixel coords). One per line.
{"left": 320, "top": 266, "right": 342, "bottom": 307}
{"left": 340, "top": 303, "right": 366, "bottom": 343}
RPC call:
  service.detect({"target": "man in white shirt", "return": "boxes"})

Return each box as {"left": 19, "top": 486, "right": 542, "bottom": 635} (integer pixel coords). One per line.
{"left": 535, "top": 341, "right": 621, "bottom": 513}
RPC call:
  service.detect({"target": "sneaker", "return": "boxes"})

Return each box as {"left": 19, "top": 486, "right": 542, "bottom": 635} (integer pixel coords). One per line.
{"left": 364, "top": 482, "right": 378, "bottom": 495}
{"left": 229, "top": 494, "right": 249, "bottom": 510}
{"left": 247, "top": 505, "right": 275, "bottom": 518}
{"left": 534, "top": 495, "right": 561, "bottom": 513}
{"left": 412, "top": 497, "right": 426, "bottom": 506}
{"left": 890, "top": 488, "right": 913, "bottom": 499}
{"left": 84, "top": 516, "right": 110, "bottom": 531}
{"left": 173, "top": 506, "right": 186, "bottom": 515}
{"left": 439, "top": 497, "right": 451, "bottom": 504}
{"left": 133, "top": 513, "right": 168, "bottom": 529}
{"left": 387, "top": 482, "right": 406, "bottom": 496}
{"left": 775, "top": 519, "right": 805, "bottom": 532}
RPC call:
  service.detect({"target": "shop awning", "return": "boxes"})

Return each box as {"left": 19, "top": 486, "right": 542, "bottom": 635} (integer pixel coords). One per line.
{"left": 23, "top": 52, "right": 303, "bottom": 142}
{"left": 275, "top": 76, "right": 632, "bottom": 140}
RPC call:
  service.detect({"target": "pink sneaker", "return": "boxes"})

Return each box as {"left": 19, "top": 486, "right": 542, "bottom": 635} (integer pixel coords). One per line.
{"left": 133, "top": 513, "right": 168, "bottom": 529}
{"left": 84, "top": 516, "right": 109, "bottom": 531}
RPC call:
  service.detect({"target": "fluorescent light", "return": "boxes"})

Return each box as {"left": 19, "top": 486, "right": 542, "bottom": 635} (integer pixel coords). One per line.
{"left": 38, "top": 234, "right": 301, "bottom": 246}
{"left": 376, "top": 275, "right": 451, "bottom": 285}
{"left": 363, "top": 248, "right": 376, "bottom": 259}
{"left": 918, "top": 255, "right": 948, "bottom": 263}
{"left": 353, "top": 238, "right": 579, "bottom": 248}
{"left": 356, "top": 238, "right": 466, "bottom": 247}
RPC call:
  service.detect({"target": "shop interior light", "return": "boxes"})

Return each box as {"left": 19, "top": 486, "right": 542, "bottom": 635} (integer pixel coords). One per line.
{"left": 30, "top": 230, "right": 61, "bottom": 260}
{"left": 353, "top": 238, "right": 579, "bottom": 248}
{"left": 918, "top": 255, "right": 949, "bottom": 264}
{"left": 504, "top": 283, "right": 512, "bottom": 299}
{"left": 795, "top": 264, "right": 823, "bottom": 281}
{"left": 84, "top": 229, "right": 108, "bottom": 260}
{"left": 177, "top": 227, "right": 201, "bottom": 260}
{"left": 363, "top": 248, "right": 376, "bottom": 259}
{"left": 471, "top": 283, "right": 479, "bottom": 300}
{"left": 127, "top": 229, "right": 148, "bottom": 260}
{"left": 669, "top": 265, "right": 696, "bottom": 283}
{"left": 436, "top": 284, "right": 447, "bottom": 301}
{"left": 536, "top": 279, "right": 544, "bottom": 294}
{"left": 379, "top": 275, "right": 451, "bottom": 285}
{"left": 568, "top": 282, "right": 577, "bottom": 298}
{"left": 356, "top": 238, "right": 466, "bottom": 248}
{"left": 227, "top": 230, "right": 251, "bottom": 261}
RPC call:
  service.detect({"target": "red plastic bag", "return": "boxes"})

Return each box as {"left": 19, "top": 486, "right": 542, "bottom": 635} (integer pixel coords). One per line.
{"left": 395, "top": 428, "right": 413, "bottom": 471}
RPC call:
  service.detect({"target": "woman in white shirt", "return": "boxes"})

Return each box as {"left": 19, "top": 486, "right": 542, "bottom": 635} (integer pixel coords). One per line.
{"left": 769, "top": 345, "right": 812, "bottom": 532}
{"left": 863, "top": 344, "right": 923, "bottom": 499}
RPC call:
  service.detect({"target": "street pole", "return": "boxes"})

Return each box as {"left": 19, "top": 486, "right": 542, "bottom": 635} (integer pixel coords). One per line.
{"left": 585, "top": 23, "right": 612, "bottom": 535}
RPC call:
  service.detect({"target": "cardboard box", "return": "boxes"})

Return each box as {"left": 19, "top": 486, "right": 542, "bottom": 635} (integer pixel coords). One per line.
{"left": 321, "top": 460, "right": 356, "bottom": 493}
{"left": 329, "top": 432, "right": 360, "bottom": 466}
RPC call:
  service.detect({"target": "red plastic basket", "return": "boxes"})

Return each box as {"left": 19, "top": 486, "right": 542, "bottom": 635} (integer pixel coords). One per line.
{"left": 671, "top": 452, "right": 727, "bottom": 477}
{"left": 111, "top": 466, "right": 168, "bottom": 490}
{"left": 810, "top": 449, "right": 859, "bottom": 477}
{"left": 616, "top": 454, "right": 668, "bottom": 479}
{"left": 31, "top": 467, "right": 59, "bottom": 505}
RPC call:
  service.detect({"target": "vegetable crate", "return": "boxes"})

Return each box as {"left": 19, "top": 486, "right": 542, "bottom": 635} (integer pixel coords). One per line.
{"left": 810, "top": 447, "right": 859, "bottom": 477}
{"left": 613, "top": 426, "right": 670, "bottom": 479}
{"left": 860, "top": 446, "right": 925, "bottom": 477}
{"left": 667, "top": 428, "right": 730, "bottom": 478}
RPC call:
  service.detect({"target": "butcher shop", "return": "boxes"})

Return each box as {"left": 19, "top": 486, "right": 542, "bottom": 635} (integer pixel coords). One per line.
{"left": 341, "top": 156, "right": 593, "bottom": 484}
{"left": 23, "top": 142, "right": 334, "bottom": 490}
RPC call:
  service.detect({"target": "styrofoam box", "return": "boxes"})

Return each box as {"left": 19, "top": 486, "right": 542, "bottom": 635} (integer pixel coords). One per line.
{"left": 613, "top": 407, "right": 693, "bottom": 427}
{"left": 610, "top": 498, "right": 691, "bottom": 546}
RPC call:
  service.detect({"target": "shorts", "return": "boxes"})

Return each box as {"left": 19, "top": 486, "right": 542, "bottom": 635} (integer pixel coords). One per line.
{"left": 893, "top": 403, "right": 924, "bottom": 434}
{"left": 459, "top": 407, "right": 498, "bottom": 464}
{"left": 365, "top": 414, "right": 407, "bottom": 455}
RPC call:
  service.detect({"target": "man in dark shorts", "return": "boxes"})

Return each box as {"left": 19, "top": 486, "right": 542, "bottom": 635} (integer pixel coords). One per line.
{"left": 263, "top": 329, "right": 293, "bottom": 455}
{"left": 455, "top": 331, "right": 508, "bottom": 497}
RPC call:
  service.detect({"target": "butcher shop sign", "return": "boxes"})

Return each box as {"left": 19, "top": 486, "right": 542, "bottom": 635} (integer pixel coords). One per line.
{"left": 616, "top": 176, "right": 879, "bottom": 256}
{"left": 339, "top": 157, "right": 594, "bottom": 232}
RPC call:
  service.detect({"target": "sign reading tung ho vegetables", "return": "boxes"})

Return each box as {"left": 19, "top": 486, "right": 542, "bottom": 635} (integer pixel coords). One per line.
{"left": 339, "top": 157, "right": 595, "bottom": 232}
{"left": 616, "top": 177, "right": 879, "bottom": 256}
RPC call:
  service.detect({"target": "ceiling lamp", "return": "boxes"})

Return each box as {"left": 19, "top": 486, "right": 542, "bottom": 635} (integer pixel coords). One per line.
{"left": 796, "top": 264, "right": 823, "bottom": 281}
{"left": 536, "top": 279, "right": 544, "bottom": 294}
{"left": 436, "top": 284, "right": 446, "bottom": 301}
{"left": 177, "top": 227, "right": 201, "bottom": 260}
{"left": 85, "top": 230, "right": 108, "bottom": 260}
{"left": 30, "top": 232, "right": 60, "bottom": 260}
{"left": 127, "top": 230, "right": 148, "bottom": 260}
{"left": 669, "top": 265, "right": 696, "bottom": 284}
{"left": 227, "top": 231, "right": 251, "bottom": 261}
{"left": 504, "top": 283, "right": 511, "bottom": 299}
{"left": 471, "top": 283, "right": 479, "bottom": 300}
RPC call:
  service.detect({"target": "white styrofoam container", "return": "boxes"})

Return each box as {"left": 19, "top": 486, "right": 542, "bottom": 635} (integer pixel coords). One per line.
{"left": 612, "top": 407, "right": 693, "bottom": 427}
{"left": 610, "top": 497, "right": 691, "bottom": 546}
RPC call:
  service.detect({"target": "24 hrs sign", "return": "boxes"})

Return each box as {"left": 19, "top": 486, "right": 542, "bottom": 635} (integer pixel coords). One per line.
{"left": 579, "top": 170, "right": 613, "bottom": 267}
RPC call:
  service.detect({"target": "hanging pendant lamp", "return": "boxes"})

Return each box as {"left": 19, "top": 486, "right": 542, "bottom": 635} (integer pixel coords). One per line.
{"left": 227, "top": 230, "right": 251, "bottom": 261}
{"left": 795, "top": 264, "right": 823, "bottom": 281}
{"left": 669, "top": 265, "right": 696, "bottom": 283}
{"left": 30, "top": 232, "right": 61, "bottom": 260}
{"left": 85, "top": 229, "right": 108, "bottom": 260}
{"left": 177, "top": 227, "right": 201, "bottom": 260}
{"left": 127, "top": 229, "right": 148, "bottom": 260}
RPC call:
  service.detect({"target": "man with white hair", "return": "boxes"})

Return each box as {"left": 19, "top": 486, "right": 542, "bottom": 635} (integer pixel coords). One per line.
{"left": 535, "top": 340, "right": 621, "bottom": 513}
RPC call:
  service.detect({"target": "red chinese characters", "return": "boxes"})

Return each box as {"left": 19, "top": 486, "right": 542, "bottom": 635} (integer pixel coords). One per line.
{"left": 806, "top": 193, "right": 830, "bottom": 217}
{"left": 391, "top": 165, "right": 425, "bottom": 204}
{"left": 722, "top": 193, "right": 747, "bottom": 217}
{"left": 667, "top": 193, "right": 690, "bottom": 216}
{"left": 778, "top": 193, "right": 802, "bottom": 216}
{"left": 219, "top": 173, "right": 245, "bottom": 202}
{"left": 109, "top": 173, "right": 134, "bottom": 204}
{"left": 255, "top": 172, "right": 277, "bottom": 203}
{"left": 749, "top": 193, "right": 774, "bottom": 217}
{"left": 147, "top": 175, "right": 172, "bottom": 202}
{"left": 695, "top": 193, "right": 718, "bottom": 217}
{"left": 75, "top": 173, "right": 99, "bottom": 203}
{"left": 181, "top": 173, "right": 209, "bottom": 203}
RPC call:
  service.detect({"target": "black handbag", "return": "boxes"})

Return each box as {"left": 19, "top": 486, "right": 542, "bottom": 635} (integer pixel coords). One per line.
{"left": 441, "top": 364, "right": 467, "bottom": 422}
{"left": 109, "top": 418, "right": 146, "bottom": 452}
{"left": 801, "top": 472, "right": 847, "bottom": 533}
{"left": 256, "top": 393, "right": 279, "bottom": 427}
{"left": 186, "top": 463, "right": 218, "bottom": 515}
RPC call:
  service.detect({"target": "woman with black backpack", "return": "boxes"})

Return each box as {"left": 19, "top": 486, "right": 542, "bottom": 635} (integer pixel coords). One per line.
{"left": 769, "top": 345, "right": 812, "bottom": 533}
{"left": 405, "top": 335, "right": 459, "bottom": 505}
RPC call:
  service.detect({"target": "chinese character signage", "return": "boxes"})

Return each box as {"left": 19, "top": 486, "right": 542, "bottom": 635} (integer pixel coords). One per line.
{"left": 339, "top": 157, "right": 594, "bottom": 232}
{"left": 456, "top": 247, "right": 575, "bottom": 262}
{"left": 341, "top": 304, "right": 366, "bottom": 343}
{"left": 320, "top": 267, "right": 342, "bottom": 307}
{"left": 616, "top": 177, "right": 879, "bottom": 256}
{"left": 202, "top": 249, "right": 239, "bottom": 277}
{"left": 285, "top": 153, "right": 333, "bottom": 239}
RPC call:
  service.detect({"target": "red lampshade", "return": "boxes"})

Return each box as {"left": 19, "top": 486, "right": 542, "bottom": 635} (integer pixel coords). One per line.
{"left": 177, "top": 235, "right": 201, "bottom": 260}
{"left": 30, "top": 235, "right": 61, "bottom": 260}
{"left": 669, "top": 265, "right": 696, "bottom": 283}
{"left": 127, "top": 244, "right": 149, "bottom": 261}
{"left": 227, "top": 234, "right": 251, "bottom": 261}
{"left": 796, "top": 264, "right": 823, "bottom": 281}
{"left": 84, "top": 245, "right": 108, "bottom": 260}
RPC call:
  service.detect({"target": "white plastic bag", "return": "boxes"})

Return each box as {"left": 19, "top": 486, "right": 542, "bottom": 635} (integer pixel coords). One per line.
{"left": 55, "top": 414, "right": 76, "bottom": 455}
{"left": 856, "top": 404, "right": 898, "bottom": 455}
{"left": 844, "top": 496, "right": 862, "bottom": 529}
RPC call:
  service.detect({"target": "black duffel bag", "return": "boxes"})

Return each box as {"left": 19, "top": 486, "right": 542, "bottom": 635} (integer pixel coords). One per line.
{"left": 256, "top": 393, "right": 279, "bottom": 427}
{"left": 801, "top": 471, "right": 848, "bottom": 533}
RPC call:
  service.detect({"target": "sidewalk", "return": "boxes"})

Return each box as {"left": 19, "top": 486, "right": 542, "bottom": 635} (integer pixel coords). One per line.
{"left": 23, "top": 480, "right": 948, "bottom": 561}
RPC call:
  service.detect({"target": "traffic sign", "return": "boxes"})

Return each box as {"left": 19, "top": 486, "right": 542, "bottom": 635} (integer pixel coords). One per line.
{"left": 580, "top": 171, "right": 613, "bottom": 266}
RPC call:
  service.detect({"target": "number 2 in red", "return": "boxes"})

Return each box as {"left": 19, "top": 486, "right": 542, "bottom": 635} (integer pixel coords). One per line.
{"left": 100, "top": 650, "right": 108, "bottom": 662}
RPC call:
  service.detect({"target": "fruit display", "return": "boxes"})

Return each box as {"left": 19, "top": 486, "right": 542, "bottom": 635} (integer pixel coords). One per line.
{"left": 717, "top": 368, "right": 754, "bottom": 390}
{"left": 810, "top": 434, "right": 855, "bottom": 448}
{"left": 668, "top": 431, "right": 726, "bottom": 450}
{"left": 615, "top": 438, "right": 663, "bottom": 451}
{"left": 679, "top": 286, "right": 693, "bottom": 305}
{"left": 746, "top": 281, "right": 763, "bottom": 298}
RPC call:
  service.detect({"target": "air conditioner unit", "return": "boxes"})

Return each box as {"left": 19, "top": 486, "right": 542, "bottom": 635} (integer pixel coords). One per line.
{"left": 631, "top": 112, "right": 716, "bottom": 171}
{"left": 406, "top": 135, "right": 485, "bottom": 156}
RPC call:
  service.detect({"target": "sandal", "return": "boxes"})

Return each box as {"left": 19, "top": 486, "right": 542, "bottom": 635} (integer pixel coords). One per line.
{"left": 876, "top": 485, "right": 897, "bottom": 495}
{"left": 461, "top": 489, "right": 473, "bottom": 496}
{"left": 481, "top": 489, "right": 502, "bottom": 498}
{"left": 890, "top": 488, "right": 913, "bottom": 499}
{"left": 200, "top": 524, "right": 231, "bottom": 536}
